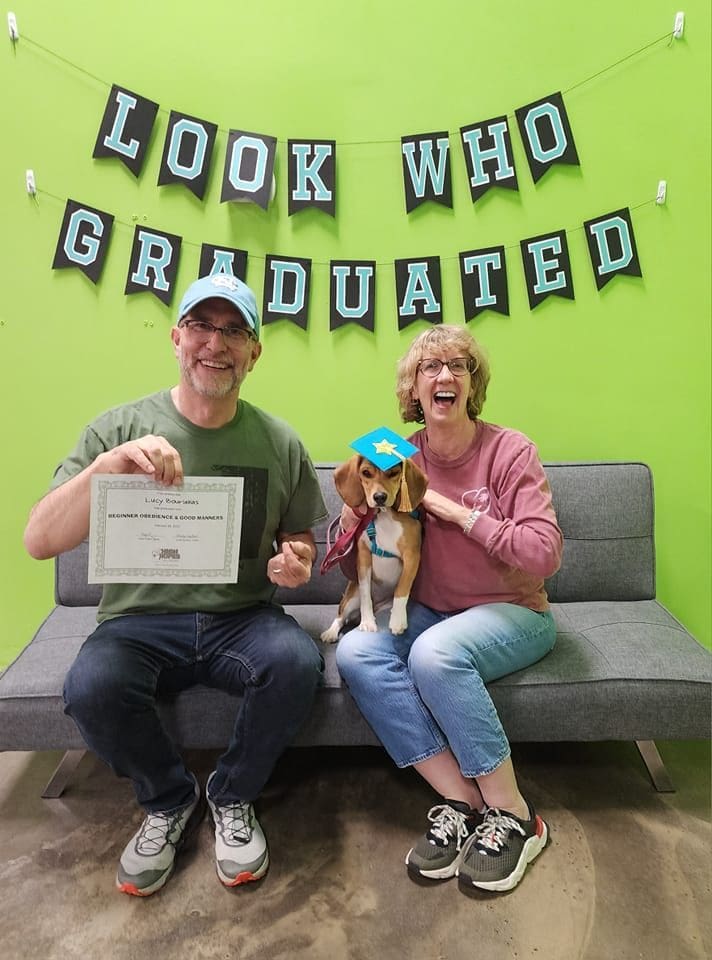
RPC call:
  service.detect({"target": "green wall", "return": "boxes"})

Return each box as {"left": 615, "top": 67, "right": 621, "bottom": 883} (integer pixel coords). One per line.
{"left": 1, "top": 0, "right": 710, "bottom": 666}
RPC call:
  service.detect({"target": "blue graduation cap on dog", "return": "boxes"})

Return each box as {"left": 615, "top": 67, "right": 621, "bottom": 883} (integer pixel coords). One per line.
{"left": 349, "top": 426, "right": 418, "bottom": 470}
{"left": 349, "top": 426, "right": 420, "bottom": 512}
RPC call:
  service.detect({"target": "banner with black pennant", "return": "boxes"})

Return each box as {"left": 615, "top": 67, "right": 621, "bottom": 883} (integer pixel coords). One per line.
{"left": 515, "top": 92, "right": 579, "bottom": 184}
{"left": 125, "top": 226, "right": 181, "bottom": 305}
{"left": 584, "top": 207, "right": 642, "bottom": 290}
{"left": 460, "top": 117, "right": 518, "bottom": 203}
{"left": 92, "top": 84, "right": 159, "bottom": 177}
{"left": 520, "top": 230, "right": 574, "bottom": 310}
{"left": 199, "top": 244, "right": 248, "bottom": 281}
{"left": 401, "top": 133, "right": 452, "bottom": 213}
{"left": 329, "top": 261, "right": 376, "bottom": 331}
{"left": 157, "top": 111, "right": 217, "bottom": 200}
{"left": 395, "top": 257, "right": 442, "bottom": 329}
{"left": 288, "top": 140, "right": 336, "bottom": 216}
{"left": 263, "top": 255, "right": 312, "bottom": 329}
{"left": 459, "top": 246, "right": 509, "bottom": 319}
{"left": 221, "top": 130, "right": 277, "bottom": 209}
{"left": 52, "top": 199, "right": 114, "bottom": 284}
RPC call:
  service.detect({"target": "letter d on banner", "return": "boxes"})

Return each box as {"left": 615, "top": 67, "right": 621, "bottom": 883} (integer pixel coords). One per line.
{"left": 583, "top": 208, "right": 642, "bottom": 290}
{"left": 263, "top": 255, "right": 312, "bottom": 329}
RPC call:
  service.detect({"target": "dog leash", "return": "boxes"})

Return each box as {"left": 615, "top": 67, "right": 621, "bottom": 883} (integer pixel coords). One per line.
{"left": 319, "top": 508, "right": 375, "bottom": 575}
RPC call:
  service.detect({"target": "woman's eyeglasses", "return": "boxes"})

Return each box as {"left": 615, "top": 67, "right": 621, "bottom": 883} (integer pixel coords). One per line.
{"left": 417, "top": 357, "right": 476, "bottom": 378}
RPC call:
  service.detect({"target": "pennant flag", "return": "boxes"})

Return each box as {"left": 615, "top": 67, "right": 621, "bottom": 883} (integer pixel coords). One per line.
{"left": 288, "top": 140, "right": 336, "bottom": 216}
{"left": 92, "top": 84, "right": 159, "bottom": 177}
{"left": 584, "top": 208, "right": 642, "bottom": 290}
{"left": 459, "top": 246, "right": 509, "bottom": 319}
{"left": 460, "top": 117, "right": 518, "bottom": 203}
{"left": 157, "top": 111, "right": 217, "bottom": 200}
{"left": 515, "top": 92, "right": 580, "bottom": 183}
{"left": 221, "top": 130, "right": 277, "bottom": 209}
{"left": 52, "top": 199, "right": 114, "bottom": 284}
{"left": 401, "top": 132, "right": 452, "bottom": 212}
{"left": 199, "top": 244, "right": 248, "bottom": 281}
{"left": 395, "top": 257, "right": 442, "bottom": 329}
{"left": 263, "top": 255, "right": 312, "bottom": 329}
{"left": 125, "top": 226, "right": 181, "bottom": 305}
{"left": 330, "top": 261, "right": 376, "bottom": 331}
{"left": 520, "top": 230, "right": 574, "bottom": 310}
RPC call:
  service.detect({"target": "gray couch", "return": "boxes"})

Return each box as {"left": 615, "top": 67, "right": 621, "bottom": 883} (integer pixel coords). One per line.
{"left": 1, "top": 461, "right": 710, "bottom": 798}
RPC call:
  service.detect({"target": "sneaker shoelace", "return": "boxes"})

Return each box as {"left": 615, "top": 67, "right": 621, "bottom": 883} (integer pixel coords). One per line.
{"left": 426, "top": 804, "right": 474, "bottom": 849}
{"left": 135, "top": 811, "right": 181, "bottom": 855}
{"left": 216, "top": 802, "right": 253, "bottom": 845}
{"left": 473, "top": 809, "right": 526, "bottom": 854}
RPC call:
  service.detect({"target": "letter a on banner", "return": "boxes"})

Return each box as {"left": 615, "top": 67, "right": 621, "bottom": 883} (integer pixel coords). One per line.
{"left": 263, "top": 255, "right": 312, "bottom": 329}
{"left": 330, "top": 261, "right": 376, "bottom": 331}
{"left": 288, "top": 140, "right": 336, "bottom": 216}
{"left": 158, "top": 111, "right": 218, "bottom": 200}
{"left": 395, "top": 257, "right": 443, "bottom": 329}
{"left": 515, "top": 92, "right": 579, "bottom": 184}
{"left": 92, "top": 84, "right": 159, "bottom": 177}
{"left": 125, "top": 226, "right": 182, "bottom": 305}
{"left": 583, "top": 208, "right": 642, "bottom": 290}
{"left": 401, "top": 133, "right": 452, "bottom": 212}
{"left": 221, "top": 130, "right": 277, "bottom": 209}
{"left": 520, "top": 230, "right": 574, "bottom": 310}
{"left": 199, "top": 244, "right": 248, "bottom": 281}
{"left": 52, "top": 199, "right": 114, "bottom": 283}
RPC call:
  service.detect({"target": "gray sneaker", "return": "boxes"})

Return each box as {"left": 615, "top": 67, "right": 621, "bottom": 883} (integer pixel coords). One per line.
{"left": 116, "top": 775, "right": 204, "bottom": 897}
{"left": 457, "top": 801, "right": 548, "bottom": 892}
{"left": 405, "top": 800, "right": 483, "bottom": 880}
{"left": 207, "top": 772, "right": 269, "bottom": 886}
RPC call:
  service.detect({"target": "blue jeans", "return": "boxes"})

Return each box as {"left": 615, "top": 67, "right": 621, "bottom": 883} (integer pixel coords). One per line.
{"left": 63, "top": 607, "right": 324, "bottom": 812}
{"left": 336, "top": 602, "right": 556, "bottom": 778}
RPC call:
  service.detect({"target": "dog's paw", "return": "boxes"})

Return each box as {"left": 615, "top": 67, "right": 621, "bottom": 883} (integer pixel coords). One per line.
{"left": 358, "top": 618, "right": 378, "bottom": 632}
{"left": 320, "top": 624, "right": 341, "bottom": 644}
{"left": 389, "top": 614, "right": 408, "bottom": 635}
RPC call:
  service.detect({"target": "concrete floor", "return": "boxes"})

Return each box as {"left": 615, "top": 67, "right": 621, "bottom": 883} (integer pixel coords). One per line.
{"left": 0, "top": 740, "right": 709, "bottom": 960}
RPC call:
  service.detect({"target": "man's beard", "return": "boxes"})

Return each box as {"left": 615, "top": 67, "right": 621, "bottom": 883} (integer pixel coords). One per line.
{"left": 180, "top": 357, "right": 239, "bottom": 399}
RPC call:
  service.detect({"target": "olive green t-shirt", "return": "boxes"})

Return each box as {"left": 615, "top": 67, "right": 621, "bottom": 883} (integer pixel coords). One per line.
{"left": 51, "top": 391, "right": 327, "bottom": 621}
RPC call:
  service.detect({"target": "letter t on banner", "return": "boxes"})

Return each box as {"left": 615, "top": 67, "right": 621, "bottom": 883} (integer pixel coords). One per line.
{"left": 459, "top": 246, "right": 509, "bottom": 319}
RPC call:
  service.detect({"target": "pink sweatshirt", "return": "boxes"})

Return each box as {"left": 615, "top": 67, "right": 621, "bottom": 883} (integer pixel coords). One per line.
{"left": 410, "top": 422, "right": 563, "bottom": 613}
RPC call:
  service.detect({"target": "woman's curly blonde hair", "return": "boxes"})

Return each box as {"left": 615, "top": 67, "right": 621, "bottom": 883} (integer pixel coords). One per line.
{"left": 396, "top": 325, "right": 490, "bottom": 424}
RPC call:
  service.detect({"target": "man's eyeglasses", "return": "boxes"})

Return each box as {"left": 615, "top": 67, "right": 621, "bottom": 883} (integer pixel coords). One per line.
{"left": 418, "top": 357, "right": 476, "bottom": 378}
{"left": 179, "top": 318, "right": 254, "bottom": 345}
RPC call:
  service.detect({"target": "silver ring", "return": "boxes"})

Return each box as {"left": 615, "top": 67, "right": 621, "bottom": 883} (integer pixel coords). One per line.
{"left": 274, "top": 566, "right": 282, "bottom": 574}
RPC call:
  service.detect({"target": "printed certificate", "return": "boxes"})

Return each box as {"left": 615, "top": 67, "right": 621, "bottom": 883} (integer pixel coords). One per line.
{"left": 88, "top": 475, "right": 244, "bottom": 583}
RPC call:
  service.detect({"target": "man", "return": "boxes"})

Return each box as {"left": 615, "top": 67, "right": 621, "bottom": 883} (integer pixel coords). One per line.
{"left": 24, "top": 274, "right": 327, "bottom": 896}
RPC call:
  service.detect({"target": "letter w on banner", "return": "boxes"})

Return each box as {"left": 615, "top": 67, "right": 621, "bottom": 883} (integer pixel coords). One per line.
{"left": 401, "top": 133, "right": 452, "bottom": 212}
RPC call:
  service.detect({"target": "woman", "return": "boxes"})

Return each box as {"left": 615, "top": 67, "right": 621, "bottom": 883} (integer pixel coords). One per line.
{"left": 336, "top": 325, "right": 563, "bottom": 893}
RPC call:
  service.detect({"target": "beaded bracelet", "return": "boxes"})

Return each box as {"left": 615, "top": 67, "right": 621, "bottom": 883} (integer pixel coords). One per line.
{"left": 462, "top": 508, "right": 481, "bottom": 535}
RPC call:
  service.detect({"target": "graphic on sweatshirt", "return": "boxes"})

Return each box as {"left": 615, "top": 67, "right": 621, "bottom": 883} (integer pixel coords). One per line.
{"left": 461, "top": 486, "right": 491, "bottom": 515}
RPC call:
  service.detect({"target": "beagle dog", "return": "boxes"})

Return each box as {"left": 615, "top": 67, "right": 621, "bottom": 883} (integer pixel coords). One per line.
{"left": 320, "top": 455, "right": 428, "bottom": 642}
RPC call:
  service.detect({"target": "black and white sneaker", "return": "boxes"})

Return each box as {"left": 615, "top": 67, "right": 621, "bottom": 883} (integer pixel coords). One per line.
{"left": 405, "top": 800, "right": 483, "bottom": 880}
{"left": 457, "top": 801, "right": 548, "bottom": 892}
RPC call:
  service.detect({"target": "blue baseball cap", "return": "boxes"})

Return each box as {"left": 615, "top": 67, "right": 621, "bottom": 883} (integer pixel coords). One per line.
{"left": 349, "top": 426, "right": 419, "bottom": 470}
{"left": 177, "top": 274, "right": 260, "bottom": 339}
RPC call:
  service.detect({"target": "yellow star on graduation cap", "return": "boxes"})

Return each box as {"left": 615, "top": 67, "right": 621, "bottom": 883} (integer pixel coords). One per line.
{"left": 373, "top": 439, "right": 398, "bottom": 457}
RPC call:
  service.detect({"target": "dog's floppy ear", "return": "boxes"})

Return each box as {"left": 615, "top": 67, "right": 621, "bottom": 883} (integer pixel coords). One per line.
{"left": 396, "top": 459, "right": 428, "bottom": 512}
{"left": 334, "top": 456, "right": 366, "bottom": 508}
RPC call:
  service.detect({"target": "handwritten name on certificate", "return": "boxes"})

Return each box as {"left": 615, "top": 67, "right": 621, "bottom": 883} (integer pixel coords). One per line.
{"left": 88, "top": 475, "right": 244, "bottom": 583}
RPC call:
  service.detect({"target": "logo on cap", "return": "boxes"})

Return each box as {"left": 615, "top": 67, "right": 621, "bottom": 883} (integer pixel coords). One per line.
{"left": 210, "top": 275, "right": 239, "bottom": 292}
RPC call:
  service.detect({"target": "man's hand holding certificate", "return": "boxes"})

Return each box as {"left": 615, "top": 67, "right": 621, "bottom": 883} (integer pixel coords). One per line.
{"left": 88, "top": 475, "right": 244, "bottom": 583}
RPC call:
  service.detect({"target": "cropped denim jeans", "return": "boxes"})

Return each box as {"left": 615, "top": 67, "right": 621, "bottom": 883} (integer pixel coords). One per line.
{"left": 63, "top": 607, "right": 323, "bottom": 813}
{"left": 336, "top": 601, "right": 556, "bottom": 778}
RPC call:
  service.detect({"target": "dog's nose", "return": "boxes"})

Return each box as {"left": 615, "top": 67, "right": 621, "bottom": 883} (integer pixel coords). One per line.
{"left": 373, "top": 491, "right": 387, "bottom": 506}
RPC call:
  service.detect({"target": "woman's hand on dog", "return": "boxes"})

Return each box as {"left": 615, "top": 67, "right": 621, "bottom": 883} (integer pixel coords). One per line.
{"left": 268, "top": 539, "right": 313, "bottom": 587}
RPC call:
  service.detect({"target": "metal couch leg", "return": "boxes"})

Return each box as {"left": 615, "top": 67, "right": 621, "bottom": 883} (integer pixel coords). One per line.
{"left": 635, "top": 740, "right": 675, "bottom": 792}
{"left": 41, "top": 749, "right": 87, "bottom": 799}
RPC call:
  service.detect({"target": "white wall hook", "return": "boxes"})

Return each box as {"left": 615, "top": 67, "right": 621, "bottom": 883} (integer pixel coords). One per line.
{"left": 26, "top": 169, "right": 36, "bottom": 196}
{"left": 673, "top": 12, "right": 685, "bottom": 39}
{"left": 655, "top": 180, "right": 667, "bottom": 205}
{"left": 8, "top": 11, "right": 19, "bottom": 41}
